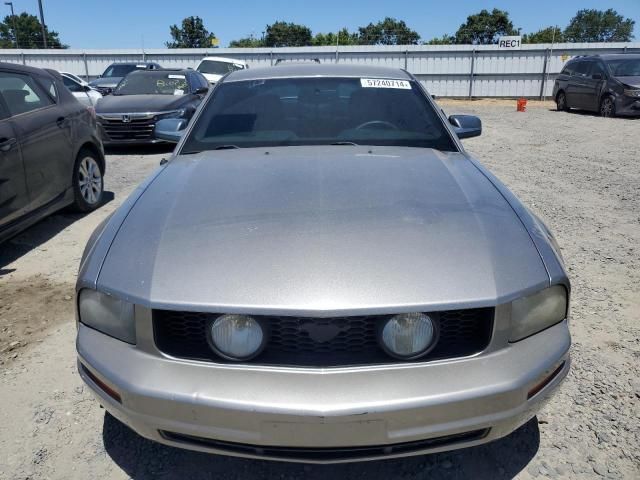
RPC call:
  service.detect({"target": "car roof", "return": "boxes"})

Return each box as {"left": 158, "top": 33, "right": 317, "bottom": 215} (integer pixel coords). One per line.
{"left": 0, "top": 61, "right": 56, "bottom": 78}
{"left": 128, "top": 68, "right": 192, "bottom": 75}
{"left": 225, "top": 63, "right": 412, "bottom": 82}
{"left": 110, "top": 62, "right": 160, "bottom": 66}
{"left": 200, "top": 56, "right": 246, "bottom": 64}
{"left": 569, "top": 54, "right": 640, "bottom": 62}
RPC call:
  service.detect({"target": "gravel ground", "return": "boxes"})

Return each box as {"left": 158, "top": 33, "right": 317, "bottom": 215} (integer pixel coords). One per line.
{"left": 0, "top": 102, "right": 638, "bottom": 479}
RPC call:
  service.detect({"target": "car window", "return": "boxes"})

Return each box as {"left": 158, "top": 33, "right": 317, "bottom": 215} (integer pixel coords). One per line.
{"left": 102, "top": 64, "right": 142, "bottom": 78}
{"left": 591, "top": 63, "right": 606, "bottom": 78}
{"left": 65, "top": 73, "right": 84, "bottom": 84}
{"left": 560, "top": 64, "right": 573, "bottom": 76}
{"left": 63, "top": 75, "right": 83, "bottom": 93}
{"left": 182, "top": 76, "right": 457, "bottom": 153}
{"left": 197, "top": 60, "right": 245, "bottom": 75}
{"left": 38, "top": 76, "right": 58, "bottom": 101}
{"left": 606, "top": 58, "right": 640, "bottom": 77}
{"left": 0, "top": 72, "right": 53, "bottom": 116}
{"left": 113, "top": 71, "right": 189, "bottom": 95}
{"left": 572, "top": 62, "right": 591, "bottom": 78}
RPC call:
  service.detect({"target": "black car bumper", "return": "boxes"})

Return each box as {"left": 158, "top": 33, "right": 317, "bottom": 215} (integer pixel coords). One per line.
{"left": 615, "top": 96, "right": 640, "bottom": 117}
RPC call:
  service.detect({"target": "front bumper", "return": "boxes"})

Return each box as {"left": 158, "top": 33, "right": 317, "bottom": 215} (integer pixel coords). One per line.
{"left": 77, "top": 318, "right": 570, "bottom": 463}
{"left": 615, "top": 96, "right": 640, "bottom": 116}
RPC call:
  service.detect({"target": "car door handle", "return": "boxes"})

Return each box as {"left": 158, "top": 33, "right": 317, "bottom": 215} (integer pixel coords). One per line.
{"left": 0, "top": 137, "right": 16, "bottom": 152}
{"left": 56, "top": 116, "right": 68, "bottom": 128}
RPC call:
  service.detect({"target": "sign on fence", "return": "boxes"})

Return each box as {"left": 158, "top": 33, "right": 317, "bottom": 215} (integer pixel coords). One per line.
{"left": 498, "top": 36, "right": 522, "bottom": 49}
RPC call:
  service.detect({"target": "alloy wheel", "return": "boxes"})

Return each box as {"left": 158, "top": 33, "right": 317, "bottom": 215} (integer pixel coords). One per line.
{"left": 78, "top": 156, "right": 103, "bottom": 205}
{"left": 600, "top": 98, "right": 614, "bottom": 118}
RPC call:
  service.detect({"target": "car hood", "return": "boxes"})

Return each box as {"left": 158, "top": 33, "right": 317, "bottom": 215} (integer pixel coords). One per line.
{"left": 95, "top": 94, "right": 190, "bottom": 114}
{"left": 615, "top": 75, "right": 640, "bottom": 89}
{"left": 89, "top": 77, "right": 122, "bottom": 88}
{"left": 98, "top": 146, "right": 549, "bottom": 314}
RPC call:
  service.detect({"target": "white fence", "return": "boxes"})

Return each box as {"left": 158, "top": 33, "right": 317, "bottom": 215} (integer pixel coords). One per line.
{"left": 0, "top": 43, "right": 638, "bottom": 98}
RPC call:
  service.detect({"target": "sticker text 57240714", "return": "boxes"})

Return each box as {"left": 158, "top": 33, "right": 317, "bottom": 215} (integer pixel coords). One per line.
{"left": 360, "top": 78, "right": 411, "bottom": 89}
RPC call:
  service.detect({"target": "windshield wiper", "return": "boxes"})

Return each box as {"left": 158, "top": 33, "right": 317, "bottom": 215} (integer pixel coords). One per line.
{"left": 213, "top": 145, "right": 241, "bottom": 150}
{"left": 330, "top": 141, "right": 359, "bottom": 146}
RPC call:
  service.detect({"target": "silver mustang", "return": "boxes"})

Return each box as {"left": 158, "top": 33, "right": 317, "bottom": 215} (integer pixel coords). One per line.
{"left": 76, "top": 64, "right": 570, "bottom": 463}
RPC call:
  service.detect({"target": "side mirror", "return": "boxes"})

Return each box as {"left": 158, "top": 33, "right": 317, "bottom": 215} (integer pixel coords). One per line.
{"left": 449, "top": 115, "right": 482, "bottom": 139}
{"left": 154, "top": 118, "right": 188, "bottom": 143}
{"left": 592, "top": 73, "right": 603, "bottom": 80}
{"left": 194, "top": 86, "right": 209, "bottom": 95}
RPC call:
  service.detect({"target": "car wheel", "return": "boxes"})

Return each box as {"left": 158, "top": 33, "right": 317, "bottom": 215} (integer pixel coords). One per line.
{"left": 600, "top": 96, "right": 615, "bottom": 118}
{"left": 556, "top": 91, "right": 568, "bottom": 112}
{"left": 72, "top": 149, "right": 104, "bottom": 212}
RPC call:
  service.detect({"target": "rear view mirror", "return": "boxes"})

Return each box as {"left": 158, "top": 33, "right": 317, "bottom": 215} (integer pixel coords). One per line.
{"left": 154, "top": 118, "right": 188, "bottom": 143}
{"left": 449, "top": 115, "right": 482, "bottom": 139}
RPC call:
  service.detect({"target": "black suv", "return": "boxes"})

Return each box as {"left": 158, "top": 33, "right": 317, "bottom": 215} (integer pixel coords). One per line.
{"left": 0, "top": 62, "right": 104, "bottom": 243}
{"left": 89, "top": 62, "right": 162, "bottom": 96}
{"left": 553, "top": 54, "right": 640, "bottom": 117}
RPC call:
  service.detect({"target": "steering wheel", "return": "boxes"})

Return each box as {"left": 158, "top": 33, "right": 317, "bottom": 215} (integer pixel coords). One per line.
{"left": 355, "top": 120, "right": 399, "bottom": 131}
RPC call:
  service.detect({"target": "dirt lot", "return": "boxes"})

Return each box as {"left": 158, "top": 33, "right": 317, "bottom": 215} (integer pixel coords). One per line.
{"left": 0, "top": 103, "right": 638, "bottom": 479}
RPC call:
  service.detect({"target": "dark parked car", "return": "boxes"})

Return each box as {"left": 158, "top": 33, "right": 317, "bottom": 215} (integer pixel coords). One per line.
{"left": 89, "top": 62, "right": 162, "bottom": 96}
{"left": 95, "top": 69, "right": 209, "bottom": 145}
{"left": 0, "top": 63, "right": 104, "bottom": 244}
{"left": 553, "top": 54, "right": 640, "bottom": 117}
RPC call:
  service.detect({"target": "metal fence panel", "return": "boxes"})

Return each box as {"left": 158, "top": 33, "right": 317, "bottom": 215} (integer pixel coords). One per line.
{"left": 0, "top": 43, "right": 638, "bottom": 98}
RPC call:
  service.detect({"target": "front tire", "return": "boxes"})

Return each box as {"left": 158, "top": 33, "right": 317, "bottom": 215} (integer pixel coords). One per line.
{"left": 72, "top": 149, "right": 104, "bottom": 212}
{"left": 556, "top": 91, "right": 568, "bottom": 112}
{"left": 600, "top": 96, "right": 615, "bottom": 118}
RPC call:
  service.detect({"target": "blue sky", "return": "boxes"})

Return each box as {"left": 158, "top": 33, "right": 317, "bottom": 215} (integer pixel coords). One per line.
{"left": 14, "top": 0, "right": 640, "bottom": 48}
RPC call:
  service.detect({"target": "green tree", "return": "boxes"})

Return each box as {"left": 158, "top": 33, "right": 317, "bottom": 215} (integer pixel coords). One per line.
{"left": 229, "top": 36, "right": 265, "bottom": 48}
{"left": 357, "top": 17, "right": 420, "bottom": 45}
{"left": 312, "top": 28, "right": 359, "bottom": 46}
{"left": 166, "top": 16, "right": 217, "bottom": 48}
{"left": 454, "top": 8, "right": 519, "bottom": 44}
{"left": 424, "top": 34, "right": 455, "bottom": 45}
{"left": 522, "top": 26, "right": 564, "bottom": 44}
{"left": 564, "top": 9, "right": 634, "bottom": 42}
{"left": 264, "top": 21, "right": 312, "bottom": 47}
{"left": 0, "top": 13, "right": 66, "bottom": 48}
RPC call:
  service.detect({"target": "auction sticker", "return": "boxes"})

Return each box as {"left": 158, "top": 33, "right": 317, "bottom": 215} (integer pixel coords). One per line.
{"left": 360, "top": 78, "right": 411, "bottom": 89}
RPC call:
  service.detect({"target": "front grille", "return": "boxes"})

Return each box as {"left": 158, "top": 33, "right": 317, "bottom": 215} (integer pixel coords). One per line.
{"left": 159, "top": 428, "right": 490, "bottom": 462}
{"left": 100, "top": 116, "right": 155, "bottom": 141}
{"left": 153, "top": 308, "right": 494, "bottom": 367}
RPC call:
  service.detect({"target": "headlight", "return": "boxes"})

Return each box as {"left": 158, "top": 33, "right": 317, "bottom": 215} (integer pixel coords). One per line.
{"left": 623, "top": 89, "right": 640, "bottom": 98}
{"left": 156, "top": 109, "right": 186, "bottom": 120}
{"left": 510, "top": 285, "right": 567, "bottom": 342}
{"left": 207, "top": 314, "right": 265, "bottom": 361}
{"left": 380, "top": 313, "right": 438, "bottom": 360}
{"left": 78, "top": 289, "right": 135, "bottom": 344}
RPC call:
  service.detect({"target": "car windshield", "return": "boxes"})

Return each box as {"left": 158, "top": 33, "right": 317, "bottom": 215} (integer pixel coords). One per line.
{"left": 102, "top": 64, "right": 145, "bottom": 78}
{"left": 197, "top": 60, "right": 245, "bottom": 75}
{"left": 113, "top": 72, "right": 189, "bottom": 96}
{"left": 181, "top": 77, "right": 456, "bottom": 153}
{"left": 606, "top": 58, "right": 640, "bottom": 77}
